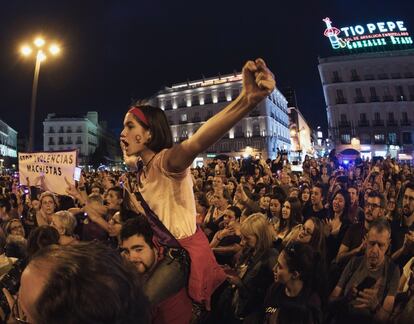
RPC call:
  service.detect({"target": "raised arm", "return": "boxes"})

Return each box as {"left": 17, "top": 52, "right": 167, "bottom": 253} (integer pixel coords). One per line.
{"left": 164, "top": 58, "right": 275, "bottom": 173}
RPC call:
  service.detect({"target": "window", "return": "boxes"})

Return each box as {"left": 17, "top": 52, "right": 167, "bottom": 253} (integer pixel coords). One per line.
{"left": 409, "top": 85, "right": 414, "bottom": 100}
{"left": 351, "top": 69, "right": 360, "bottom": 81}
{"left": 340, "top": 114, "right": 347, "bottom": 122}
{"left": 76, "top": 126, "right": 82, "bottom": 133}
{"left": 360, "top": 133, "right": 371, "bottom": 144}
{"left": 58, "top": 137, "right": 64, "bottom": 145}
{"left": 48, "top": 137, "right": 55, "bottom": 145}
{"left": 388, "top": 133, "right": 397, "bottom": 144}
{"left": 332, "top": 71, "right": 341, "bottom": 82}
{"left": 402, "top": 112, "right": 409, "bottom": 122}
{"left": 336, "top": 89, "right": 346, "bottom": 104}
{"left": 355, "top": 88, "right": 363, "bottom": 97}
{"left": 340, "top": 134, "right": 351, "bottom": 144}
{"left": 374, "top": 134, "right": 385, "bottom": 144}
{"left": 396, "top": 86, "right": 405, "bottom": 101}
{"left": 369, "top": 87, "right": 377, "bottom": 96}
{"left": 360, "top": 113, "right": 367, "bottom": 121}
{"left": 76, "top": 136, "right": 82, "bottom": 144}
{"left": 403, "top": 132, "right": 412, "bottom": 144}
{"left": 180, "top": 114, "right": 187, "bottom": 122}
{"left": 67, "top": 127, "right": 72, "bottom": 133}
{"left": 388, "top": 112, "right": 395, "bottom": 121}
{"left": 374, "top": 112, "right": 381, "bottom": 121}
{"left": 49, "top": 127, "right": 55, "bottom": 133}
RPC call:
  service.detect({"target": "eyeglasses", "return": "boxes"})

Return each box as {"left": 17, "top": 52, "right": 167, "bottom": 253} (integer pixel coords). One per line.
{"left": 365, "top": 203, "right": 381, "bottom": 210}
{"left": 12, "top": 294, "right": 30, "bottom": 324}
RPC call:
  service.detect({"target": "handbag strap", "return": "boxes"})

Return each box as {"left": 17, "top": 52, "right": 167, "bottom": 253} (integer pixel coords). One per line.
{"left": 134, "top": 191, "right": 181, "bottom": 248}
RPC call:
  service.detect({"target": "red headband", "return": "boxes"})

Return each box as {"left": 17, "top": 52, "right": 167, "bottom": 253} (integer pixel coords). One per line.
{"left": 128, "top": 107, "right": 149, "bottom": 127}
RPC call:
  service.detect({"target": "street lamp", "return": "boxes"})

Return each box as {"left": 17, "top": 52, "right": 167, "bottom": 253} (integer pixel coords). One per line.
{"left": 20, "top": 36, "right": 61, "bottom": 151}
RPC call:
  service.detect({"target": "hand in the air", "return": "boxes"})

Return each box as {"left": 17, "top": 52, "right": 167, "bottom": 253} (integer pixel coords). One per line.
{"left": 241, "top": 58, "right": 275, "bottom": 106}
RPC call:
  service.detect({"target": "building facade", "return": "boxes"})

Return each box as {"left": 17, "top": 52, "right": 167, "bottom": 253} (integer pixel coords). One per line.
{"left": 288, "top": 107, "right": 314, "bottom": 162}
{"left": 318, "top": 49, "right": 414, "bottom": 160}
{"left": 43, "top": 112, "right": 121, "bottom": 165}
{"left": 150, "top": 73, "right": 290, "bottom": 162}
{"left": 0, "top": 119, "right": 18, "bottom": 170}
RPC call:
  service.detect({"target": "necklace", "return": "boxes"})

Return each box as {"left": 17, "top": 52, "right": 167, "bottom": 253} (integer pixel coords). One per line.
{"left": 143, "top": 153, "right": 157, "bottom": 173}
{"left": 138, "top": 153, "right": 157, "bottom": 187}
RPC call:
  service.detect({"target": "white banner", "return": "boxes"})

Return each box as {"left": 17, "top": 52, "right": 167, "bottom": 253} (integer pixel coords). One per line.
{"left": 18, "top": 150, "right": 77, "bottom": 195}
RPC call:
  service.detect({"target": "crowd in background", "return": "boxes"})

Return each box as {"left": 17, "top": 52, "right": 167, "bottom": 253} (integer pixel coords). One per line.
{"left": 0, "top": 150, "right": 414, "bottom": 323}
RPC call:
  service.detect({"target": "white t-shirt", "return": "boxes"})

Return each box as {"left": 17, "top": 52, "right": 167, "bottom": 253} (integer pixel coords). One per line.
{"left": 139, "top": 149, "right": 197, "bottom": 239}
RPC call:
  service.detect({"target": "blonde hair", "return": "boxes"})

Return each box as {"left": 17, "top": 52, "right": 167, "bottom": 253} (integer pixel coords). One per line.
{"left": 54, "top": 211, "right": 77, "bottom": 236}
{"left": 240, "top": 213, "right": 273, "bottom": 256}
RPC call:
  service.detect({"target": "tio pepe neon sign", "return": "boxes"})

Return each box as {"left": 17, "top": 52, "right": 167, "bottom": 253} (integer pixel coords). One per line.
{"left": 323, "top": 17, "right": 413, "bottom": 50}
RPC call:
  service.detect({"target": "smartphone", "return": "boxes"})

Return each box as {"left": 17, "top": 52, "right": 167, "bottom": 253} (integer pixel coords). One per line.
{"left": 356, "top": 276, "right": 376, "bottom": 291}
{"left": 73, "top": 167, "right": 82, "bottom": 181}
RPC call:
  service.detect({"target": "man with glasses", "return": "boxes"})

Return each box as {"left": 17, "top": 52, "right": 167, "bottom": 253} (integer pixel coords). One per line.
{"left": 335, "top": 191, "right": 385, "bottom": 266}
{"left": 329, "top": 218, "right": 400, "bottom": 323}
{"left": 391, "top": 182, "right": 414, "bottom": 268}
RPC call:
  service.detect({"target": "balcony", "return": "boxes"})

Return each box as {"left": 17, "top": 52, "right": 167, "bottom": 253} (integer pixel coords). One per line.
{"left": 191, "top": 117, "right": 201, "bottom": 123}
{"left": 364, "top": 74, "right": 375, "bottom": 80}
{"left": 58, "top": 140, "right": 64, "bottom": 145}
{"left": 336, "top": 98, "right": 347, "bottom": 104}
{"left": 249, "top": 111, "right": 260, "bottom": 117}
{"left": 383, "top": 95, "right": 394, "bottom": 102}
{"left": 378, "top": 73, "right": 389, "bottom": 80}
{"left": 410, "top": 95, "right": 414, "bottom": 101}
{"left": 48, "top": 141, "right": 55, "bottom": 146}
{"left": 48, "top": 128, "right": 55, "bottom": 133}
{"left": 76, "top": 140, "right": 83, "bottom": 145}
{"left": 332, "top": 77, "right": 342, "bottom": 83}
{"left": 397, "top": 95, "right": 407, "bottom": 102}
{"left": 370, "top": 96, "right": 380, "bottom": 102}
{"left": 373, "top": 120, "right": 385, "bottom": 127}
{"left": 401, "top": 120, "right": 412, "bottom": 126}
{"left": 351, "top": 76, "right": 361, "bottom": 81}
{"left": 179, "top": 120, "right": 189, "bottom": 124}
{"left": 338, "top": 121, "right": 351, "bottom": 128}
{"left": 358, "top": 120, "right": 370, "bottom": 127}
{"left": 387, "top": 120, "right": 398, "bottom": 127}
{"left": 354, "top": 97, "right": 365, "bottom": 103}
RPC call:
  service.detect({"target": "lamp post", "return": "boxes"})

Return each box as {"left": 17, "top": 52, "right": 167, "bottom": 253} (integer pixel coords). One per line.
{"left": 20, "top": 37, "right": 61, "bottom": 151}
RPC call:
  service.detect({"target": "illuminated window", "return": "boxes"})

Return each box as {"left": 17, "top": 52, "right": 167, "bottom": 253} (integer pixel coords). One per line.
{"left": 388, "top": 133, "right": 397, "bottom": 145}
{"left": 374, "top": 134, "right": 385, "bottom": 144}
{"left": 181, "top": 114, "right": 187, "bottom": 122}
{"left": 340, "top": 134, "right": 351, "bottom": 144}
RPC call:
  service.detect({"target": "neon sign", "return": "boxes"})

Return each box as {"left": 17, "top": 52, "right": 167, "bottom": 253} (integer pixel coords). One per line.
{"left": 323, "top": 17, "right": 413, "bottom": 51}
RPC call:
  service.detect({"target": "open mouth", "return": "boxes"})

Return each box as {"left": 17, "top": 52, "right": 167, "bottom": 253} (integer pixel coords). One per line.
{"left": 120, "top": 139, "right": 129, "bottom": 148}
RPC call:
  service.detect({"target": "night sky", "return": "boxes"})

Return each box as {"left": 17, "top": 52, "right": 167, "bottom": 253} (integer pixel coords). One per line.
{"left": 1, "top": 0, "right": 413, "bottom": 149}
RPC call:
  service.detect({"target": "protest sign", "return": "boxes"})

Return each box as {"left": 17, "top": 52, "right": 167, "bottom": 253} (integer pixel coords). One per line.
{"left": 18, "top": 150, "right": 77, "bottom": 195}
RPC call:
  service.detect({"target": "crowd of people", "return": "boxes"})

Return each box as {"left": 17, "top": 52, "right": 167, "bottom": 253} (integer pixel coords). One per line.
{"left": 0, "top": 59, "right": 413, "bottom": 323}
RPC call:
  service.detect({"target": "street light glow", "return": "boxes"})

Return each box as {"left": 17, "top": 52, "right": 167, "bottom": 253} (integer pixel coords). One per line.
{"left": 21, "top": 45, "right": 32, "bottom": 56}
{"left": 49, "top": 44, "right": 60, "bottom": 55}
{"left": 34, "top": 37, "right": 45, "bottom": 47}
{"left": 38, "top": 51, "right": 47, "bottom": 62}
